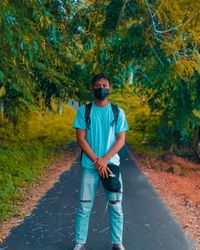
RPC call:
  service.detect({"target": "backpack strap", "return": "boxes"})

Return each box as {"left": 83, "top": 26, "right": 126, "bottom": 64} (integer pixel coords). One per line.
{"left": 111, "top": 103, "right": 119, "bottom": 126}
{"left": 85, "top": 102, "right": 92, "bottom": 130}
{"left": 81, "top": 102, "right": 92, "bottom": 160}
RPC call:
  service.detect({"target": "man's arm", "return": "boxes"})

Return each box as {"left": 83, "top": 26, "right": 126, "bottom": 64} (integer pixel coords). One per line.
{"left": 76, "top": 128, "right": 98, "bottom": 162}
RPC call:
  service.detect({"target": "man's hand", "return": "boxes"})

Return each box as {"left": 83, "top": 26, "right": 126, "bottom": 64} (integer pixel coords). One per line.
{"left": 94, "top": 157, "right": 112, "bottom": 178}
{"left": 94, "top": 156, "right": 108, "bottom": 169}
{"left": 99, "top": 165, "right": 113, "bottom": 178}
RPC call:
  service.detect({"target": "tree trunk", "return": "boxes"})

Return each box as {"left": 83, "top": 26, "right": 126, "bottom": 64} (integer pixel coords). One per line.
{"left": 0, "top": 100, "right": 4, "bottom": 120}
{"left": 57, "top": 98, "right": 62, "bottom": 114}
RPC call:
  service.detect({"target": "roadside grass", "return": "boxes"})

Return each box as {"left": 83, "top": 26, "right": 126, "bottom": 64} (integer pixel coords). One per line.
{"left": 0, "top": 104, "right": 76, "bottom": 221}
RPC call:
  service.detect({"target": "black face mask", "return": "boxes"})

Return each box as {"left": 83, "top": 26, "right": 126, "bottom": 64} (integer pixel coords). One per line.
{"left": 94, "top": 87, "right": 109, "bottom": 100}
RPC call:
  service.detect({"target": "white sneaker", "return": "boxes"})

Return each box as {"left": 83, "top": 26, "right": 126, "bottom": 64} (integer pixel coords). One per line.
{"left": 73, "top": 243, "right": 85, "bottom": 250}
{"left": 112, "top": 243, "right": 125, "bottom": 250}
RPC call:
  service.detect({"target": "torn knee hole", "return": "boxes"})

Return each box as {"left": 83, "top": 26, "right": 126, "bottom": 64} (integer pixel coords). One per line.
{"left": 109, "top": 200, "right": 121, "bottom": 205}
{"left": 80, "top": 200, "right": 92, "bottom": 202}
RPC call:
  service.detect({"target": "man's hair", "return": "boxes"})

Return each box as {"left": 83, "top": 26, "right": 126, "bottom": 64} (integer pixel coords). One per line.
{"left": 92, "top": 73, "right": 111, "bottom": 86}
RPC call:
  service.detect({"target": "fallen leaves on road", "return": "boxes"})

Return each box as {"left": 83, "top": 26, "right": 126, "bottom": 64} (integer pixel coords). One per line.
{"left": 128, "top": 146, "right": 200, "bottom": 250}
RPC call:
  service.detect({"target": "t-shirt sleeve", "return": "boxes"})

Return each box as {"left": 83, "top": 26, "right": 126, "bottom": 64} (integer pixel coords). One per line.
{"left": 115, "top": 108, "right": 129, "bottom": 134}
{"left": 73, "top": 106, "right": 86, "bottom": 129}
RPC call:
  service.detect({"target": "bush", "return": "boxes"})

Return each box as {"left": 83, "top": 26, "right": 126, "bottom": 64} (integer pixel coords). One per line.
{"left": 110, "top": 84, "right": 165, "bottom": 157}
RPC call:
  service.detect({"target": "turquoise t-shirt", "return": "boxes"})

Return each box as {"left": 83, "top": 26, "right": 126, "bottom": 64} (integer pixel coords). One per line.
{"left": 73, "top": 101, "right": 129, "bottom": 169}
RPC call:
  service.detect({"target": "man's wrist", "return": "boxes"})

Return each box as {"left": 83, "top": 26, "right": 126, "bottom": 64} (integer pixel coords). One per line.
{"left": 104, "top": 155, "right": 110, "bottom": 161}
{"left": 93, "top": 157, "right": 99, "bottom": 164}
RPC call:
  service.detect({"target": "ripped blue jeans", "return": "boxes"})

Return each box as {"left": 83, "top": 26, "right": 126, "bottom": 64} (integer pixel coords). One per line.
{"left": 75, "top": 167, "right": 123, "bottom": 244}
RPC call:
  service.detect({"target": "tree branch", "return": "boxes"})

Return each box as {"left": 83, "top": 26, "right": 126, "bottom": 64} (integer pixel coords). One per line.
{"left": 145, "top": 0, "right": 184, "bottom": 34}
{"left": 151, "top": 46, "right": 164, "bottom": 67}
{"left": 152, "top": 0, "right": 165, "bottom": 18}
{"left": 117, "top": 0, "right": 129, "bottom": 26}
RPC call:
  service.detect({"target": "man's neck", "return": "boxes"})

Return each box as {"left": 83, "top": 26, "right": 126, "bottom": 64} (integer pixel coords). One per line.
{"left": 94, "top": 98, "right": 109, "bottom": 107}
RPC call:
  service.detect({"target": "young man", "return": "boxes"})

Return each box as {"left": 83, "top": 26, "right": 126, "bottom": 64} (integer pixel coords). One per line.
{"left": 72, "top": 73, "right": 129, "bottom": 250}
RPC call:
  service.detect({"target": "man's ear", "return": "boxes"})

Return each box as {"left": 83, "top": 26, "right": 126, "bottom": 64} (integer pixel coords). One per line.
{"left": 109, "top": 86, "right": 112, "bottom": 93}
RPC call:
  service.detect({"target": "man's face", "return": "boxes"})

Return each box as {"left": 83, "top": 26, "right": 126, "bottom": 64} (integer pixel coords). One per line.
{"left": 92, "top": 78, "right": 111, "bottom": 91}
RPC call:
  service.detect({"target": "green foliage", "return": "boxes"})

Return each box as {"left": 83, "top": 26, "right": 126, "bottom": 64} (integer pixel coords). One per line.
{"left": 1, "top": 0, "right": 199, "bottom": 148}
{"left": 0, "top": 0, "right": 83, "bottom": 129}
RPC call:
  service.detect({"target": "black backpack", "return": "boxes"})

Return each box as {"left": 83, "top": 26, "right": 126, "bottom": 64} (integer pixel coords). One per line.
{"left": 80, "top": 102, "right": 119, "bottom": 160}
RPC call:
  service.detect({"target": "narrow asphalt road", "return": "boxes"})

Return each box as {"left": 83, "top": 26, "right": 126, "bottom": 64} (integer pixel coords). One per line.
{"left": 0, "top": 145, "right": 196, "bottom": 250}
